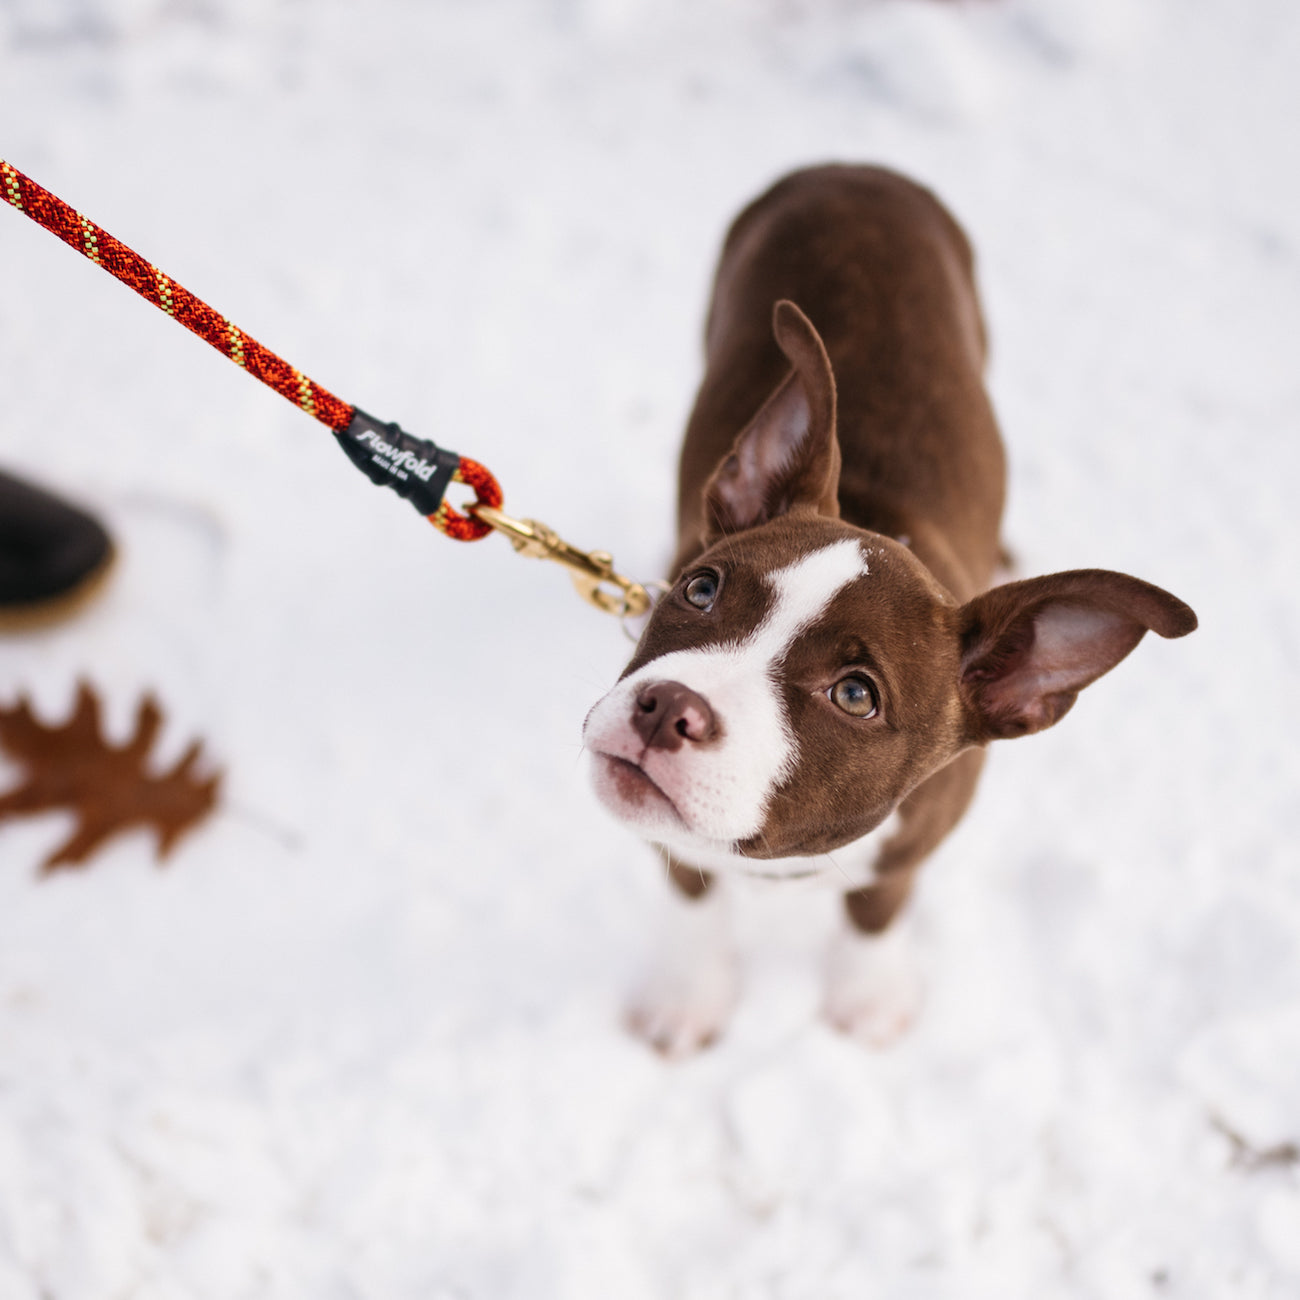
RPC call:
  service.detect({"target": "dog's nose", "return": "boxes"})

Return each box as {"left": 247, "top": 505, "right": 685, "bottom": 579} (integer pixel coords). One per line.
{"left": 633, "top": 681, "right": 717, "bottom": 751}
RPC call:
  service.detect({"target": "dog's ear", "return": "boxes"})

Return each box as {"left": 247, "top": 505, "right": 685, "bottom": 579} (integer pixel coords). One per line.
{"left": 703, "top": 300, "right": 841, "bottom": 538}
{"left": 958, "top": 570, "right": 1197, "bottom": 741}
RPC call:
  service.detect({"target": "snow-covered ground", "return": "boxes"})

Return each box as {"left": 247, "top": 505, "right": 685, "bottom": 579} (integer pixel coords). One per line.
{"left": 1, "top": 0, "right": 1297, "bottom": 1295}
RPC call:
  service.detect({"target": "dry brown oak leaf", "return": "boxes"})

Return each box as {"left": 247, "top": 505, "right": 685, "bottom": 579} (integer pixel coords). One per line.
{"left": 0, "top": 682, "right": 221, "bottom": 872}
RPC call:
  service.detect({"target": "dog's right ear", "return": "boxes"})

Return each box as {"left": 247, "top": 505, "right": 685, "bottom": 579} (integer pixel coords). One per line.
{"left": 703, "top": 300, "right": 842, "bottom": 538}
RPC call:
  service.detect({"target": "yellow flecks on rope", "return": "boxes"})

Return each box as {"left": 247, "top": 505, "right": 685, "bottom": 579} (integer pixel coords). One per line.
{"left": 292, "top": 368, "right": 316, "bottom": 417}
{"left": 224, "top": 316, "right": 246, "bottom": 367}
{"left": 0, "top": 162, "right": 23, "bottom": 211}
{"left": 78, "top": 215, "right": 102, "bottom": 265}
{"left": 153, "top": 268, "right": 175, "bottom": 316}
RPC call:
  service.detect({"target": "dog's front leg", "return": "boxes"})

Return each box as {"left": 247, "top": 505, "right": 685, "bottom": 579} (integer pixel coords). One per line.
{"left": 626, "top": 857, "right": 738, "bottom": 1058}
{"left": 823, "top": 871, "right": 924, "bottom": 1048}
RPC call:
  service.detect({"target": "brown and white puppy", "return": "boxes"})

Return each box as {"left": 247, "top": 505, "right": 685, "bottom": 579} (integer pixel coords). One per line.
{"left": 583, "top": 165, "right": 1196, "bottom": 1056}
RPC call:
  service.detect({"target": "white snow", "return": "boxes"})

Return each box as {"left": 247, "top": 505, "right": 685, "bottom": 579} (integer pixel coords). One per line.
{"left": 1, "top": 0, "right": 1297, "bottom": 1296}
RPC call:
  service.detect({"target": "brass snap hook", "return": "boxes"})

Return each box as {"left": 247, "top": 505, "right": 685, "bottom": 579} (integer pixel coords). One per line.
{"left": 470, "top": 504, "right": 652, "bottom": 618}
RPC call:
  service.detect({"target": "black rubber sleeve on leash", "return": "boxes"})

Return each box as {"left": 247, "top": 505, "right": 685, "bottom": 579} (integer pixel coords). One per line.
{"left": 334, "top": 408, "right": 460, "bottom": 517}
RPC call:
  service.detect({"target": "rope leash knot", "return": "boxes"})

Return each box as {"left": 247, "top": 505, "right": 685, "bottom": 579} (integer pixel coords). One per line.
{"left": 0, "top": 157, "right": 650, "bottom": 614}
{"left": 333, "top": 408, "right": 501, "bottom": 541}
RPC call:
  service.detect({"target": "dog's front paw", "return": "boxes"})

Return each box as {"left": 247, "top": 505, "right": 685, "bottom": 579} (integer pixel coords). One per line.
{"left": 626, "top": 952, "right": 739, "bottom": 1058}
{"left": 626, "top": 889, "right": 738, "bottom": 1059}
{"left": 822, "top": 922, "right": 923, "bottom": 1048}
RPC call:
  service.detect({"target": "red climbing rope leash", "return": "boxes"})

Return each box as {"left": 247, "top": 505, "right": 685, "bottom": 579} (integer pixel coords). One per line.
{"left": 0, "top": 158, "right": 650, "bottom": 614}
{"left": 0, "top": 159, "right": 500, "bottom": 539}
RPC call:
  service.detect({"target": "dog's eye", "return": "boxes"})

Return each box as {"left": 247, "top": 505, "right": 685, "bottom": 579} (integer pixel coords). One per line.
{"left": 683, "top": 572, "right": 719, "bottom": 611}
{"left": 830, "top": 675, "right": 878, "bottom": 718}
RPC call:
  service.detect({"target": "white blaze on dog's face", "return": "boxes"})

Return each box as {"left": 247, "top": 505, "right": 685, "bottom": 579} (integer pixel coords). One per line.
{"left": 583, "top": 516, "right": 967, "bottom": 873}
{"left": 586, "top": 535, "right": 867, "bottom": 851}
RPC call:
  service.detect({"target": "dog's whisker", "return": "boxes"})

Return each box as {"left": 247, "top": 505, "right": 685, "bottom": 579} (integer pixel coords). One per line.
{"left": 826, "top": 851, "right": 854, "bottom": 888}
{"left": 659, "top": 850, "right": 675, "bottom": 891}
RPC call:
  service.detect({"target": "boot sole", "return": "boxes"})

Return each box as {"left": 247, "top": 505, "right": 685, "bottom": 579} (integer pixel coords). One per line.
{"left": 0, "top": 547, "right": 117, "bottom": 632}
